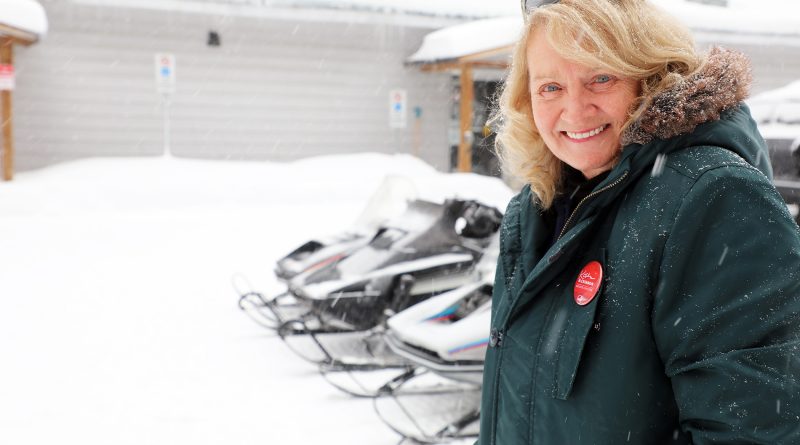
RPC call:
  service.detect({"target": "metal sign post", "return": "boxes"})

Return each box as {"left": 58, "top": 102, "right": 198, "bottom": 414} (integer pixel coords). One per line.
{"left": 155, "top": 53, "right": 176, "bottom": 157}
{"left": 162, "top": 93, "right": 171, "bottom": 157}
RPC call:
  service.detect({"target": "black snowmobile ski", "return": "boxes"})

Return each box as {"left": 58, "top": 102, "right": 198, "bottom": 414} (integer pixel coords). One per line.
{"left": 320, "top": 365, "right": 423, "bottom": 398}
{"left": 237, "top": 291, "right": 302, "bottom": 330}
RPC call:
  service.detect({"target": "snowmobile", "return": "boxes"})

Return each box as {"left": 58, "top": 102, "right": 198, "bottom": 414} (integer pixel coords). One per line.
{"left": 382, "top": 234, "right": 495, "bottom": 384}
{"left": 309, "top": 239, "right": 496, "bottom": 398}
{"left": 239, "top": 175, "right": 421, "bottom": 329}
{"left": 383, "top": 279, "right": 492, "bottom": 386}
{"left": 275, "top": 197, "right": 502, "bottom": 334}
{"left": 272, "top": 175, "right": 420, "bottom": 282}
{"left": 269, "top": 198, "right": 502, "bottom": 378}
{"left": 369, "top": 243, "right": 496, "bottom": 443}
{"left": 317, "top": 240, "right": 497, "bottom": 445}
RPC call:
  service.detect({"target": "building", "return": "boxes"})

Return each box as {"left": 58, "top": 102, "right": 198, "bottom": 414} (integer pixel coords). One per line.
{"left": 13, "top": 0, "right": 518, "bottom": 172}
{"left": 10, "top": 0, "right": 800, "bottom": 176}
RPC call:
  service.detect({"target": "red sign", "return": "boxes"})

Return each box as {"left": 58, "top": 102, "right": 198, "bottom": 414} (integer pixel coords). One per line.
{"left": 0, "top": 64, "right": 14, "bottom": 91}
{"left": 573, "top": 261, "right": 603, "bottom": 306}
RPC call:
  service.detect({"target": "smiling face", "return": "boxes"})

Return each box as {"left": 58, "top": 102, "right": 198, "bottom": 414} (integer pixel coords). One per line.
{"left": 526, "top": 29, "right": 640, "bottom": 179}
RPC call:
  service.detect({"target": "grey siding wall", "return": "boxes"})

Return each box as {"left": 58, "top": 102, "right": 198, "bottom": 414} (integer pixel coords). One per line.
{"left": 14, "top": 1, "right": 453, "bottom": 171}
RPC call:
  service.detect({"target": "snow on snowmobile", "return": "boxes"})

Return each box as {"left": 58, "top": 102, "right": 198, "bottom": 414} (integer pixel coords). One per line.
{"left": 271, "top": 198, "right": 502, "bottom": 373}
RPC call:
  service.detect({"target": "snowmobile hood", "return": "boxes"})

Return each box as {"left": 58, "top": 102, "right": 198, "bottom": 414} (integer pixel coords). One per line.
{"left": 387, "top": 280, "right": 492, "bottom": 363}
{"left": 292, "top": 252, "right": 475, "bottom": 301}
{"left": 293, "top": 199, "right": 499, "bottom": 288}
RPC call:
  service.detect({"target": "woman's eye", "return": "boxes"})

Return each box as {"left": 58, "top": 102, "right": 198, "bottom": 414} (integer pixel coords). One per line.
{"left": 542, "top": 84, "right": 560, "bottom": 93}
{"left": 595, "top": 75, "right": 612, "bottom": 84}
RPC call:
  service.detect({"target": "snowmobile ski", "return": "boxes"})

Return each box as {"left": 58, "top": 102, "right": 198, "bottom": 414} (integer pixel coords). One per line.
{"left": 276, "top": 323, "right": 410, "bottom": 370}
{"left": 373, "top": 381, "right": 481, "bottom": 444}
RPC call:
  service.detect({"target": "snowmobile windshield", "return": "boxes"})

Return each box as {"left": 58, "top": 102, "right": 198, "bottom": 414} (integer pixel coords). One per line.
{"left": 351, "top": 175, "right": 418, "bottom": 231}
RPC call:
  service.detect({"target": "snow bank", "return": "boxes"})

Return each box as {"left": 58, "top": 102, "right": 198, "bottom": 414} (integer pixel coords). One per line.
{"left": 0, "top": 0, "right": 48, "bottom": 37}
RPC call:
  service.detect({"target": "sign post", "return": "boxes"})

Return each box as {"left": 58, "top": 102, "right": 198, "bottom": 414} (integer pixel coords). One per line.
{"left": 155, "top": 53, "right": 176, "bottom": 157}
{"left": 1, "top": 40, "right": 14, "bottom": 181}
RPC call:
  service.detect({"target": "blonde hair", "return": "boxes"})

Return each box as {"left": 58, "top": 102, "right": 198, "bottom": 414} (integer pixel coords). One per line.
{"left": 492, "top": 0, "right": 703, "bottom": 208}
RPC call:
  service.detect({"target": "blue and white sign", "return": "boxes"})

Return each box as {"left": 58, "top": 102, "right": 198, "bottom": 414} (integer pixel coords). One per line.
{"left": 389, "top": 89, "right": 407, "bottom": 129}
{"left": 155, "top": 53, "right": 176, "bottom": 94}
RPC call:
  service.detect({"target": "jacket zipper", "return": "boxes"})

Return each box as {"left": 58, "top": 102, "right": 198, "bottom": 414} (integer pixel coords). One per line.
{"left": 556, "top": 171, "right": 629, "bottom": 241}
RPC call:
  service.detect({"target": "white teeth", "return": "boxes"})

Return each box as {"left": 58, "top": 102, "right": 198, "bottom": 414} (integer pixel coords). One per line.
{"left": 566, "top": 125, "right": 607, "bottom": 140}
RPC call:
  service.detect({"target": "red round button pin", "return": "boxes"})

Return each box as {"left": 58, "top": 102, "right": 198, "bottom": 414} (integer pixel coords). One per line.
{"left": 574, "top": 261, "right": 603, "bottom": 306}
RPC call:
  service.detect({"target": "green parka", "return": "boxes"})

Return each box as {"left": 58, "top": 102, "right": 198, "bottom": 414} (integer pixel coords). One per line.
{"left": 477, "top": 49, "right": 800, "bottom": 444}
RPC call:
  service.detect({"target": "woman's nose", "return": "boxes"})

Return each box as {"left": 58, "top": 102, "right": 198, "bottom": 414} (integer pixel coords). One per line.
{"left": 561, "top": 90, "right": 596, "bottom": 124}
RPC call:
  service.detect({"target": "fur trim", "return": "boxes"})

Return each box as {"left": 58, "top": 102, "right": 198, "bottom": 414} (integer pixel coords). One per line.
{"left": 621, "top": 47, "right": 752, "bottom": 146}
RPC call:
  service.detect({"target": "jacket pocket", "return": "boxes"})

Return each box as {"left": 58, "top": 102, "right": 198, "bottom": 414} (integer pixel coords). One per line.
{"left": 551, "top": 251, "right": 605, "bottom": 401}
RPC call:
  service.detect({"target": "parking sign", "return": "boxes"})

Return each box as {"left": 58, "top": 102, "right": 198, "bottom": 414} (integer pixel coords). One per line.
{"left": 389, "top": 89, "right": 407, "bottom": 129}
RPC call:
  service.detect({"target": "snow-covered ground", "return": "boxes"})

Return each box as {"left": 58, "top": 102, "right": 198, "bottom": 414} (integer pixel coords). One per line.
{"left": 0, "top": 153, "right": 510, "bottom": 445}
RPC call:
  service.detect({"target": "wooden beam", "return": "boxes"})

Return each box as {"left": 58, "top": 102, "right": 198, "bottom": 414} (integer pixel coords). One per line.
{"left": 417, "top": 59, "right": 509, "bottom": 73}
{"left": 457, "top": 45, "right": 514, "bottom": 64}
{"left": 419, "top": 61, "right": 460, "bottom": 73}
{"left": 1, "top": 37, "right": 13, "bottom": 181}
{"left": 0, "top": 24, "right": 38, "bottom": 46}
{"left": 458, "top": 65, "right": 474, "bottom": 173}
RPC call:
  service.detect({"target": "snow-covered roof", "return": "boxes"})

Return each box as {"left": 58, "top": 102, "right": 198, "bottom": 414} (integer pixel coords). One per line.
{"left": 407, "top": 16, "right": 521, "bottom": 64}
{"left": 0, "top": 0, "right": 47, "bottom": 42}
{"left": 653, "top": 0, "right": 800, "bottom": 45}
{"left": 408, "top": 0, "right": 800, "bottom": 64}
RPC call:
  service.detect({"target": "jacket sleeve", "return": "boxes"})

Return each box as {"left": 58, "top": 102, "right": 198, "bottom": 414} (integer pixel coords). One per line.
{"left": 652, "top": 163, "right": 800, "bottom": 444}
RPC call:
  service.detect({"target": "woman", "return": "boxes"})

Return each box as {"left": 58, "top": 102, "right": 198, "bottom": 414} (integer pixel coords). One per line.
{"left": 478, "top": 0, "right": 800, "bottom": 443}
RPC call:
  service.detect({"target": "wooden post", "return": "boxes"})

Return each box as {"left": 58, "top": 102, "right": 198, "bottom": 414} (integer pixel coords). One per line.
{"left": 1, "top": 37, "right": 13, "bottom": 181}
{"left": 458, "top": 64, "right": 474, "bottom": 173}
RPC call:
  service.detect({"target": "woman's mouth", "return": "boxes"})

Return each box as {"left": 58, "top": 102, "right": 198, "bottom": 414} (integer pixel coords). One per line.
{"left": 564, "top": 124, "right": 608, "bottom": 140}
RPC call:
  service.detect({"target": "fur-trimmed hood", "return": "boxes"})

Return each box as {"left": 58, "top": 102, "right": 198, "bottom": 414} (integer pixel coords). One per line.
{"left": 619, "top": 46, "right": 772, "bottom": 180}
{"left": 622, "top": 47, "right": 752, "bottom": 147}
